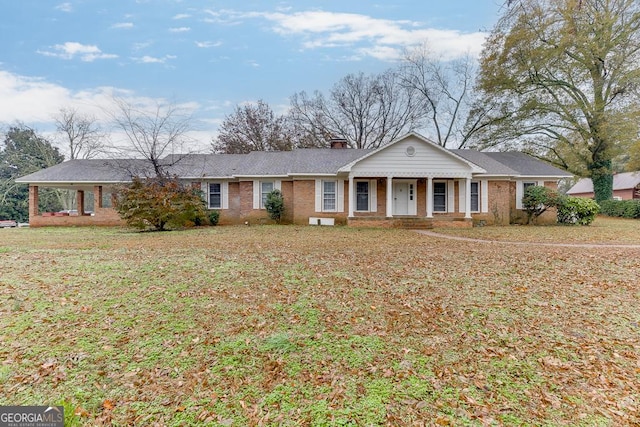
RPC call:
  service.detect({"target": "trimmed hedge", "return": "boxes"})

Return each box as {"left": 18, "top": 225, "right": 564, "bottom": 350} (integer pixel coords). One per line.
{"left": 599, "top": 199, "right": 640, "bottom": 218}
{"left": 556, "top": 196, "right": 599, "bottom": 225}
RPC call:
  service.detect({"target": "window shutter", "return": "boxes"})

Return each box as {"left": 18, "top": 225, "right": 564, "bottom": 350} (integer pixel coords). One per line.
{"left": 201, "top": 182, "right": 208, "bottom": 205}
{"left": 481, "top": 180, "right": 489, "bottom": 213}
{"left": 447, "top": 181, "right": 455, "bottom": 213}
{"left": 538, "top": 180, "right": 545, "bottom": 187}
{"left": 315, "top": 179, "right": 322, "bottom": 212}
{"left": 222, "top": 182, "right": 229, "bottom": 210}
{"left": 458, "top": 180, "right": 466, "bottom": 213}
{"left": 370, "top": 179, "right": 377, "bottom": 212}
{"left": 253, "top": 180, "right": 260, "bottom": 209}
{"left": 275, "top": 180, "right": 282, "bottom": 191}
{"left": 337, "top": 179, "right": 344, "bottom": 212}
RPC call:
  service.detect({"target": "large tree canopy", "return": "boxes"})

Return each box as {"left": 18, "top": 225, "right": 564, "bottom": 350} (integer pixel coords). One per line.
{"left": 212, "top": 100, "right": 293, "bottom": 154}
{"left": 109, "top": 97, "right": 195, "bottom": 177}
{"left": 289, "top": 70, "right": 424, "bottom": 149}
{"left": 476, "top": 0, "right": 640, "bottom": 201}
{"left": 399, "top": 46, "right": 486, "bottom": 149}
{"left": 54, "top": 107, "right": 106, "bottom": 160}
{"left": 0, "top": 125, "right": 64, "bottom": 222}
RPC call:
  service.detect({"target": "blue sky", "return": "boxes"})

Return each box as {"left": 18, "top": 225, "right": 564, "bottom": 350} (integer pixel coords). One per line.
{"left": 0, "top": 1, "right": 502, "bottom": 153}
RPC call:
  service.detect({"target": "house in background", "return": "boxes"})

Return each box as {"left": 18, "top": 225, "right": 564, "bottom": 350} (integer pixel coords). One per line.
{"left": 16, "top": 133, "right": 572, "bottom": 228}
{"left": 567, "top": 171, "right": 640, "bottom": 200}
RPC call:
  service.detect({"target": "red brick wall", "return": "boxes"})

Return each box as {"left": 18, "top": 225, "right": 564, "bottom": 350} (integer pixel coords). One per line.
{"left": 291, "top": 180, "right": 348, "bottom": 225}
{"left": 468, "top": 180, "right": 513, "bottom": 226}
{"left": 281, "top": 180, "right": 294, "bottom": 224}
{"left": 30, "top": 208, "right": 125, "bottom": 227}
{"left": 216, "top": 182, "right": 243, "bottom": 225}
{"left": 292, "top": 180, "right": 314, "bottom": 224}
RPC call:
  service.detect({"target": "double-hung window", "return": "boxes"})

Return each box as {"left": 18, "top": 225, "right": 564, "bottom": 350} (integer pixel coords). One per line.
{"left": 323, "top": 181, "right": 337, "bottom": 211}
{"left": 260, "top": 181, "right": 274, "bottom": 209}
{"left": 470, "top": 181, "right": 479, "bottom": 212}
{"left": 433, "top": 182, "right": 447, "bottom": 212}
{"left": 209, "top": 183, "right": 222, "bottom": 209}
{"left": 356, "top": 181, "right": 369, "bottom": 211}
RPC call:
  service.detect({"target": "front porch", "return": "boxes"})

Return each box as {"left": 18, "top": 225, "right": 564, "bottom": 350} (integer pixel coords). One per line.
{"left": 28, "top": 185, "right": 124, "bottom": 227}
{"left": 342, "top": 174, "right": 483, "bottom": 229}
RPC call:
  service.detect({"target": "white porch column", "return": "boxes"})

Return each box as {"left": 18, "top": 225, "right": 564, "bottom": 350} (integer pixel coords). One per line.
{"left": 386, "top": 176, "right": 393, "bottom": 217}
{"left": 348, "top": 175, "right": 355, "bottom": 217}
{"left": 465, "top": 177, "right": 472, "bottom": 219}
{"left": 426, "top": 177, "right": 433, "bottom": 218}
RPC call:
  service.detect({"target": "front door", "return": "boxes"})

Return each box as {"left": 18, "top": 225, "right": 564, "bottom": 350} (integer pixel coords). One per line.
{"left": 393, "top": 181, "right": 416, "bottom": 215}
{"left": 394, "top": 182, "right": 409, "bottom": 215}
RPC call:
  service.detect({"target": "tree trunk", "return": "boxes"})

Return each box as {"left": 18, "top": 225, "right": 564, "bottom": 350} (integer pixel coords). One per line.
{"left": 589, "top": 159, "right": 613, "bottom": 202}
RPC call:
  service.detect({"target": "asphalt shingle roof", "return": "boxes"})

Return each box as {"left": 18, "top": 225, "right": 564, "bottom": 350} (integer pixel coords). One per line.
{"left": 450, "top": 150, "right": 519, "bottom": 175}
{"left": 483, "top": 152, "right": 572, "bottom": 177}
{"left": 15, "top": 159, "right": 152, "bottom": 183}
{"left": 17, "top": 147, "right": 571, "bottom": 184}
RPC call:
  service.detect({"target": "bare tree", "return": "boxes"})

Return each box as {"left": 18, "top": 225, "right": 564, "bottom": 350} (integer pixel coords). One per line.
{"left": 108, "top": 97, "right": 195, "bottom": 177}
{"left": 289, "top": 70, "right": 425, "bottom": 149}
{"left": 399, "top": 45, "right": 488, "bottom": 149}
{"left": 54, "top": 107, "right": 106, "bottom": 160}
{"left": 212, "top": 100, "right": 292, "bottom": 153}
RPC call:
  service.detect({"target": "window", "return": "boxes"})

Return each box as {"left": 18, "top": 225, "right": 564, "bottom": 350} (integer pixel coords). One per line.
{"left": 523, "top": 182, "right": 537, "bottom": 193}
{"left": 323, "top": 180, "right": 337, "bottom": 211}
{"left": 356, "top": 181, "right": 369, "bottom": 211}
{"left": 261, "top": 181, "right": 274, "bottom": 209}
{"left": 433, "top": 182, "right": 447, "bottom": 212}
{"left": 470, "top": 181, "right": 479, "bottom": 212}
{"left": 209, "top": 183, "right": 222, "bottom": 209}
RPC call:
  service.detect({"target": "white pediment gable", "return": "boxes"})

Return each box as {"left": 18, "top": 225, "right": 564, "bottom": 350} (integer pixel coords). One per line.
{"left": 340, "top": 133, "right": 485, "bottom": 178}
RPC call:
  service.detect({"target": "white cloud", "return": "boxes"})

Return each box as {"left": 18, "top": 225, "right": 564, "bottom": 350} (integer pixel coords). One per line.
{"left": 207, "top": 9, "right": 487, "bottom": 61}
{"left": 111, "top": 22, "right": 134, "bottom": 29}
{"left": 37, "top": 42, "right": 118, "bottom": 62}
{"left": 132, "top": 41, "right": 153, "bottom": 51}
{"left": 0, "top": 70, "right": 213, "bottom": 152}
{"left": 265, "top": 11, "right": 487, "bottom": 60}
{"left": 169, "top": 27, "right": 191, "bottom": 33}
{"left": 173, "top": 13, "right": 191, "bottom": 20}
{"left": 195, "top": 41, "right": 222, "bottom": 48}
{"left": 133, "top": 54, "right": 176, "bottom": 64}
{"left": 55, "top": 2, "right": 73, "bottom": 13}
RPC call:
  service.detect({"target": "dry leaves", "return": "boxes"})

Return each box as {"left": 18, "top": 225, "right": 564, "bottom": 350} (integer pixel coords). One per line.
{"left": 0, "top": 224, "right": 638, "bottom": 425}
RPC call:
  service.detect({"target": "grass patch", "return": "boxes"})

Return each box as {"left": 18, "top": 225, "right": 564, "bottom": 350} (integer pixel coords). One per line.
{"left": 0, "top": 225, "right": 638, "bottom": 425}
{"left": 435, "top": 216, "right": 640, "bottom": 244}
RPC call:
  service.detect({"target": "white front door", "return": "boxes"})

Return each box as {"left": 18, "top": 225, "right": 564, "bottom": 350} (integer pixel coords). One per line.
{"left": 393, "top": 181, "right": 417, "bottom": 215}
{"left": 394, "top": 182, "right": 409, "bottom": 215}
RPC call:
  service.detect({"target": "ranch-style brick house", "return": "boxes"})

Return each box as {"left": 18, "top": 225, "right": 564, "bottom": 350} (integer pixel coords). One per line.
{"left": 17, "top": 133, "right": 572, "bottom": 228}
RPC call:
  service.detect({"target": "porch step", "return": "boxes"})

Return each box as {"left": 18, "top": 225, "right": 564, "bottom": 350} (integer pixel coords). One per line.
{"left": 392, "top": 217, "right": 434, "bottom": 230}
{"left": 347, "top": 216, "right": 472, "bottom": 229}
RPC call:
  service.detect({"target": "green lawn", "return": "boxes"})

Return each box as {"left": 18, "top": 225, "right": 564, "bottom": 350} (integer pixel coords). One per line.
{"left": 434, "top": 216, "right": 640, "bottom": 244}
{"left": 0, "top": 224, "right": 639, "bottom": 426}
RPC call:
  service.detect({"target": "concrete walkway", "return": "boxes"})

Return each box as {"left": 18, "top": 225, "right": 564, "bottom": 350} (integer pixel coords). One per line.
{"left": 414, "top": 229, "right": 640, "bottom": 249}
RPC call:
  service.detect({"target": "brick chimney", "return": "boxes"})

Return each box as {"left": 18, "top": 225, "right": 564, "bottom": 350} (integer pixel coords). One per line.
{"left": 330, "top": 137, "right": 348, "bottom": 149}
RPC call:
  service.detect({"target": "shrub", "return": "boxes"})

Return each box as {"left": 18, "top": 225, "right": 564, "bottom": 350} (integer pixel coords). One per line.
{"left": 114, "top": 176, "right": 208, "bottom": 231}
{"left": 522, "top": 185, "right": 560, "bottom": 224}
{"left": 599, "top": 199, "right": 640, "bottom": 218}
{"left": 208, "top": 210, "right": 220, "bottom": 226}
{"left": 264, "top": 189, "right": 285, "bottom": 223}
{"left": 556, "top": 196, "right": 599, "bottom": 225}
